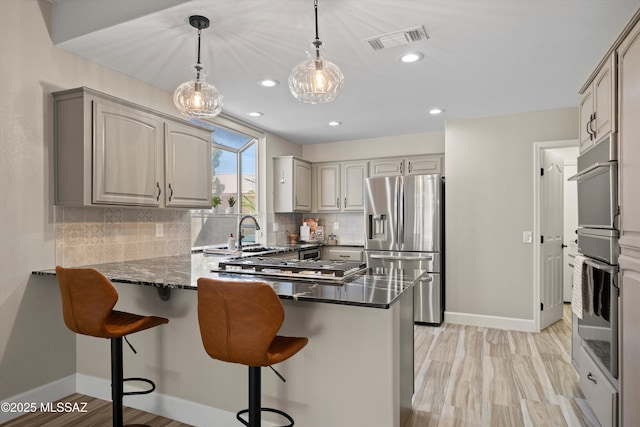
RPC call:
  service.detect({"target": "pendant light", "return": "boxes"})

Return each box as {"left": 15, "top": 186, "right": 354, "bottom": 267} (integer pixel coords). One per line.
{"left": 288, "top": 0, "right": 344, "bottom": 104}
{"left": 173, "top": 15, "right": 223, "bottom": 118}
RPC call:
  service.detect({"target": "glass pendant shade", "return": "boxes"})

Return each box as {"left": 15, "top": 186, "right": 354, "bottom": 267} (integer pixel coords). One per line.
{"left": 173, "top": 15, "right": 223, "bottom": 118}
{"left": 289, "top": 42, "right": 344, "bottom": 104}
{"left": 173, "top": 65, "right": 223, "bottom": 118}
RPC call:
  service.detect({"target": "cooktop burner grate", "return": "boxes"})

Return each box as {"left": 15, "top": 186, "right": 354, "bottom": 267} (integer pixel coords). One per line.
{"left": 217, "top": 258, "right": 366, "bottom": 277}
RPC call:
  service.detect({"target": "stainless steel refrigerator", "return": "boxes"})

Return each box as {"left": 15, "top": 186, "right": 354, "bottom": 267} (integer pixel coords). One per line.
{"left": 364, "top": 174, "right": 444, "bottom": 325}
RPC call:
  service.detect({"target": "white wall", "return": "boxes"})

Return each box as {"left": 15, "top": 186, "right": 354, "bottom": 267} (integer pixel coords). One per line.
{"left": 302, "top": 131, "right": 444, "bottom": 162}
{"left": 444, "top": 108, "right": 578, "bottom": 329}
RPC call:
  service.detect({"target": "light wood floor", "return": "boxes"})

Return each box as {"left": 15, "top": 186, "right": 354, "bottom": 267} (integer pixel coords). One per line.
{"left": 2, "top": 305, "right": 598, "bottom": 427}
{"left": 407, "top": 304, "right": 601, "bottom": 427}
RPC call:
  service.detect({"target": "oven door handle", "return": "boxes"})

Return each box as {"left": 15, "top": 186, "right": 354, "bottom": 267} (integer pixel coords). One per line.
{"left": 581, "top": 256, "right": 619, "bottom": 273}
{"left": 567, "top": 161, "right": 616, "bottom": 182}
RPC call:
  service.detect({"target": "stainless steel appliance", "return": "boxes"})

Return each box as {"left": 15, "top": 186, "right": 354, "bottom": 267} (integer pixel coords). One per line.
{"left": 364, "top": 174, "right": 444, "bottom": 324}
{"left": 299, "top": 247, "right": 321, "bottom": 260}
{"left": 214, "top": 258, "right": 366, "bottom": 283}
{"left": 570, "top": 134, "right": 619, "bottom": 382}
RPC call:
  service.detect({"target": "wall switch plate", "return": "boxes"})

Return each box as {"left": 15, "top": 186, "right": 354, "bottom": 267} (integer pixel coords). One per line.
{"left": 156, "top": 223, "right": 164, "bottom": 238}
{"left": 273, "top": 223, "right": 279, "bottom": 232}
{"left": 333, "top": 222, "right": 340, "bottom": 230}
{"left": 523, "top": 231, "right": 532, "bottom": 243}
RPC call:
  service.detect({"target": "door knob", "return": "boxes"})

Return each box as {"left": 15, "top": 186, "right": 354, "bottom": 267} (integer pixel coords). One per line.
{"left": 561, "top": 244, "right": 567, "bottom": 248}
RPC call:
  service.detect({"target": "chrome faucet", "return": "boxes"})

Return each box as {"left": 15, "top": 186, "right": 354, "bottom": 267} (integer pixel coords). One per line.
{"left": 238, "top": 215, "right": 261, "bottom": 251}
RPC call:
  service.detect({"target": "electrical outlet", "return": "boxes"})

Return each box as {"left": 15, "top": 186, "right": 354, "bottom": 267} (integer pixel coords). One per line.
{"left": 273, "top": 222, "right": 279, "bottom": 232}
{"left": 522, "top": 231, "right": 532, "bottom": 243}
{"left": 333, "top": 222, "right": 340, "bottom": 230}
{"left": 156, "top": 223, "right": 164, "bottom": 238}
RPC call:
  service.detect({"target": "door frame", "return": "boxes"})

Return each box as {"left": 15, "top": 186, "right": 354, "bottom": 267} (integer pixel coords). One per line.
{"left": 533, "top": 139, "right": 578, "bottom": 332}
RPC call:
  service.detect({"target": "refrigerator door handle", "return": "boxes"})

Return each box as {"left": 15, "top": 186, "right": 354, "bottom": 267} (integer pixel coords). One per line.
{"left": 397, "top": 180, "right": 404, "bottom": 245}
{"left": 369, "top": 254, "right": 434, "bottom": 261}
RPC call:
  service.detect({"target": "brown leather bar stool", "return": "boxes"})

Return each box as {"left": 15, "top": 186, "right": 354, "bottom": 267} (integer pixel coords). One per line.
{"left": 55, "top": 266, "right": 169, "bottom": 427}
{"left": 197, "top": 278, "right": 308, "bottom": 427}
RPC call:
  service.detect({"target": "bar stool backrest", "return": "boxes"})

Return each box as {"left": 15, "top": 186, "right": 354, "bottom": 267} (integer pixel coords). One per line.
{"left": 56, "top": 266, "right": 118, "bottom": 337}
{"left": 197, "top": 278, "right": 285, "bottom": 367}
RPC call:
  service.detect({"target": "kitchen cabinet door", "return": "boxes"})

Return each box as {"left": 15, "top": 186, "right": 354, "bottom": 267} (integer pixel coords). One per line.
{"left": 316, "top": 163, "right": 341, "bottom": 211}
{"left": 407, "top": 156, "right": 442, "bottom": 175}
{"left": 618, "top": 24, "right": 640, "bottom": 250}
{"left": 342, "top": 161, "right": 368, "bottom": 211}
{"left": 164, "top": 120, "right": 212, "bottom": 208}
{"left": 93, "top": 98, "right": 164, "bottom": 206}
{"left": 619, "top": 253, "right": 640, "bottom": 427}
{"left": 579, "top": 87, "right": 595, "bottom": 153}
{"left": 273, "top": 156, "right": 311, "bottom": 212}
{"left": 370, "top": 158, "right": 404, "bottom": 177}
{"left": 594, "top": 56, "right": 616, "bottom": 140}
{"left": 579, "top": 54, "right": 616, "bottom": 153}
{"left": 294, "top": 158, "right": 312, "bottom": 211}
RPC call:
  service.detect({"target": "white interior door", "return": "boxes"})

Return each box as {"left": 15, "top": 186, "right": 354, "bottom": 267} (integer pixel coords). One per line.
{"left": 563, "top": 161, "right": 578, "bottom": 301}
{"left": 541, "top": 150, "right": 564, "bottom": 329}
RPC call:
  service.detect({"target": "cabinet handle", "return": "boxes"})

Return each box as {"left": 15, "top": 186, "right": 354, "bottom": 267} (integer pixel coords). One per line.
{"left": 339, "top": 254, "right": 350, "bottom": 258}
{"left": 295, "top": 196, "right": 298, "bottom": 207}
{"left": 408, "top": 162, "right": 412, "bottom": 174}
{"left": 168, "top": 183, "right": 174, "bottom": 202}
{"left": 337, "top": 197, "right": 340, "bottom": 208}
{"left": 587, "top": 372, "right": 597, "bottom": 384}
{"left": 156, "top": 182, "right": 161, "bottom": 202}
{"left": 400, "top": 162, "right": 403, "bottom": 175}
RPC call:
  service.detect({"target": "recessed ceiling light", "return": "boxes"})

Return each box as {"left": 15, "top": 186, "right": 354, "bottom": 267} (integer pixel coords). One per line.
{"left": 399, "top": 52, "right": 424, "bottom": 63}
{"left": 328, "top": 121, "right": 342, "bottom": 126}
{"left": 428, "top": 108, "right": 444, "bottom": 115}
{"left": 258, "top": 79, "right": 279, "bottom": 87}
{"left": 247, "top": 112, "right": 263, "bottom": 117}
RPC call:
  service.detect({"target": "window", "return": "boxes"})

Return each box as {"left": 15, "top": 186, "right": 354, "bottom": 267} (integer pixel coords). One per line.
{"left": 190, "top": 117, "right": 262, "bottom": 248}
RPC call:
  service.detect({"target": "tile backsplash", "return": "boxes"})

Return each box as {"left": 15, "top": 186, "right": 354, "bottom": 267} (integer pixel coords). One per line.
{"left": 267, "top": 212, "right": 364, "bottom": 246}
{"left": 55, "top": 206, "right": 191, "bottom": 267}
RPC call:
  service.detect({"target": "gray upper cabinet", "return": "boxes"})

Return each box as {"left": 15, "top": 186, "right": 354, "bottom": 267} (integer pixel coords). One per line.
{"left": 315, "top": 160, "right": 368, "bottom": 212}
{"left": 53, "top": 87, "right": 212, "bottom": 208}
{"left": 164, "top": 120, "right": 212, "bottom": 208}
{"left": 369, "top": 155, "right": 443, "bottom": 177}
{"left": 579, "top": 54, "right": 616, "bottom": 153}
{"left": 273, "top": 156, "right": 311, "bottom": 212}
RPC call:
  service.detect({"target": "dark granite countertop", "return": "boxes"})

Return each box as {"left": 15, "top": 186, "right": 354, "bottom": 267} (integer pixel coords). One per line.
{"left": 33, "top": 253, "right": 418, "bottom": 309}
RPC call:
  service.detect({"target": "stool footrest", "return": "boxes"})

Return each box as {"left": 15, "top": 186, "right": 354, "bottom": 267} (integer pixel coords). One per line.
{"left": 122, "top": 377, "right": 156, "bottom": 396}
{"left": 236, "top": 407, "right": 294, "bottom": 427}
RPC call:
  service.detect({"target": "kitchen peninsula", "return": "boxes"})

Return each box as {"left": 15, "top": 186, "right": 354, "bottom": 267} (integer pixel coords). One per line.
{"left": 33, "top": 252, "right": 416, "bottom": 427}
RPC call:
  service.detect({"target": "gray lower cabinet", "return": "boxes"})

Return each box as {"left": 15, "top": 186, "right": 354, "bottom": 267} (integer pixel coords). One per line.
{"left": 53, "top": 87, "right": 212, "bottom": 208}
{"left": 322, "top": 246, "right": 364, "bottom": 262}
{"left": 579, "top": 346, "right": 618, "bottom": 427}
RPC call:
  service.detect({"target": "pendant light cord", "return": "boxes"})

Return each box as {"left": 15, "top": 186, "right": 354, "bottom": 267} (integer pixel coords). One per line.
{"left": 195, "top": 28, "right": 202, "bottom": 79}
{"left": 314, "top": 0, "right": 322, "bottom": 59}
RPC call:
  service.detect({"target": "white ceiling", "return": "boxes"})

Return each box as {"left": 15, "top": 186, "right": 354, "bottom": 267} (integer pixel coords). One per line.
{"left": 51, "top": 0, "right": 640, "bottom": 144}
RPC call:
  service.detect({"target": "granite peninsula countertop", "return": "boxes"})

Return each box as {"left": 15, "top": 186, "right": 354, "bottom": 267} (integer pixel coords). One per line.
{"left": 33, "top": 252, "right": 418, "bottom": 309}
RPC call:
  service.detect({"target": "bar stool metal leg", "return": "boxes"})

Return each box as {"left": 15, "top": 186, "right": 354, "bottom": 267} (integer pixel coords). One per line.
{"left": 249, "top": 366, "right": 261, "bottom": 427}
{"left": 111, "top": 337, "right": 124, "bottom": 427}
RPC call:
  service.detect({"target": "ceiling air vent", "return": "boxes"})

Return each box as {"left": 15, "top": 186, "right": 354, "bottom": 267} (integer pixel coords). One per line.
{"left": 364, "top": 25, "right": 429, "bottom": 51}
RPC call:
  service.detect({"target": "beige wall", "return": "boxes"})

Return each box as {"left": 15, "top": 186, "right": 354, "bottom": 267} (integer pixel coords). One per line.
{"left": 444, "top": 108, "right": 578, "bottom": 326}
{"left": 302, "top": 131, "right": 444, "bottom": 163}
{"left": 0, "top": 0, "right": 197, "bottom": 399}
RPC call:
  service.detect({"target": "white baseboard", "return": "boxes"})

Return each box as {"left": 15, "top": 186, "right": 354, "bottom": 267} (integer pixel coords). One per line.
{"left": 0, "top": 375, "right": 76, "bottom": 423}
{"left": 1, "top": 374, "right": 279, "bottom": 427}
{"left": 76, "top": 373, "right": 277, "bottom": 427}
{"left": 445, "top": 311, "right": 537, "bottom": 332}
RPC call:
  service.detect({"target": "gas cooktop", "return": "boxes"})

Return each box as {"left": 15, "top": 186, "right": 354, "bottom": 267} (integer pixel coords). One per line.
{"left": 213, "top": 258, "right": 367, "bottom": 283}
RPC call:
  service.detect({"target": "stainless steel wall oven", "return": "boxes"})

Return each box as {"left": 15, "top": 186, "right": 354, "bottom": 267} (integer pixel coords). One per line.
{"left": 570, "top": 133, "right": 620, "bottom": 382}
